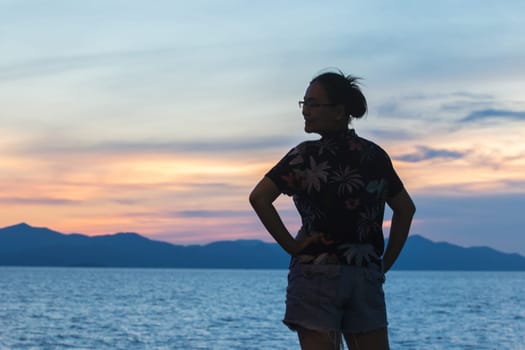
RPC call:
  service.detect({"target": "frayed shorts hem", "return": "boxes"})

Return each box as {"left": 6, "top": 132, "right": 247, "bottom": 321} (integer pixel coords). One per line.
{"left": 283, "top": 318, "right": 388, "bottom": 335}
{"left": 283, "top": 319, "right": 338, "bottom": 333}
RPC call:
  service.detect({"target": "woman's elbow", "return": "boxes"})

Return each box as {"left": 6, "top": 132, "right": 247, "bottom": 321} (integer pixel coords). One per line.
{"left": 407, "top": 200, "right": 416, "bottom": 216}
{"left": 401, "top": 199, "right": 416, "bottom": 219}
{"left": 249, "top": 188, "right": 268, "bottom": 208}
{"left": 248, "top": 190, "right": 260, "bottom": 207}
{"left": 249, "top": 177, "right": 280, "bottom": 207}
{"left": 388, "top": 189, "right": 416, "bottom": 216}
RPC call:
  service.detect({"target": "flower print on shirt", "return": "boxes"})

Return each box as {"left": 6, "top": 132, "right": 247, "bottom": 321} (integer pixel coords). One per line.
{"left": 266, "top": 128, "right": 404, "bottom": 254}
{"left": 304, "top": 156, "right": 330, "bottom": 193}
{"left": 366, "top": 179, "right": 387, "bottom": 199}
{"left": 281, "top": 171, "right": 304, "bottom": 193}
{"left": 356, "top": 206, "right": 382, "bottom": 241}
{"left": 270, "top": 144, "right": 307, "bottom": 196}
{"left": 331, "top": 166, "right": 365, "bottom": 196}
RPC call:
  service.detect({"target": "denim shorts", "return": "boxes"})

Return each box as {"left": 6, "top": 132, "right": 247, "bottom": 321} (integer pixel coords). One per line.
{"left": 283, "top": 260, "right": 387, "bottom": 334}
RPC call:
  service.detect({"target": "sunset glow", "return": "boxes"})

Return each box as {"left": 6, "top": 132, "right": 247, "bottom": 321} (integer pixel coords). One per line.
{"left": 2, "top": 1, "right": 525, "bottom": 255}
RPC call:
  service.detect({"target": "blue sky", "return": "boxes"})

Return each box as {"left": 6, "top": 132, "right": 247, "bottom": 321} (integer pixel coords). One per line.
{"left": 1, "top": 1, "right": 525, "bottom": 255}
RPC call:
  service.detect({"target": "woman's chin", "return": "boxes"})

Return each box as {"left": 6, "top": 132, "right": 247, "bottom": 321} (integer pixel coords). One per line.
{"left": 304, "top": 123, "right": 315, "bottom": 134}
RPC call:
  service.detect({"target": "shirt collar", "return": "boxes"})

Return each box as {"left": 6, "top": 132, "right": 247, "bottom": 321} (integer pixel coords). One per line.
{"left": 321, "top": 128, "right": 357, "bottom": 140}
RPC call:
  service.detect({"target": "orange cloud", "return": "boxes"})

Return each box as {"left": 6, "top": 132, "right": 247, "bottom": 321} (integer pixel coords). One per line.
{"left": 2, "top": 119, "right": 525, "bottom": 244}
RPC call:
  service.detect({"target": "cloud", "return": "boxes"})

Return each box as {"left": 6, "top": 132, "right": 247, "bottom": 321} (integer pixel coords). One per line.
{"left": 14, "top": 136, "right": 297, "bottom": 157}
{"left": 0, "top": 197, "right": 78, "bottom": 205}
{"left": 461, "top": 109, "right": 525, "bottom": 123}
{"left": 176, "top": 210, "right": 251, "bottom": 218}
{"left": 395, "top": 146, "right": 466, "bottom": 163}
{"left": 373, "top": 91, "right": 497, "bottom": 127}
{"left": 0, "top": 50, "right": 143, "bottom": 82}
{"left": 363, "top": 128, "right": 416, "bottom": 141}
{"left": 0, "top": 45, "right": 227, "bottom": 83}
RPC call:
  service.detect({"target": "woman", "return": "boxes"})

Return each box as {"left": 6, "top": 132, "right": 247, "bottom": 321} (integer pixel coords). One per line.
{"left": 249, "top": 70, "right": 415, "bottom": 350}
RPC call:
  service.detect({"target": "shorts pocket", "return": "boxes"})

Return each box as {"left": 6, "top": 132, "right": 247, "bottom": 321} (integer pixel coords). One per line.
{"left": 363, "top": 268, "right": 386, "bottom": 309}
{"left": 287, "top": 263, "right": 342, "bottom": 304}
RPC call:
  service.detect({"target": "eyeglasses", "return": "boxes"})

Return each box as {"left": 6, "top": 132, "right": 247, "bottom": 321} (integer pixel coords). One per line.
{"left": 298, "top": 101, "right": 336, "bottom": 109}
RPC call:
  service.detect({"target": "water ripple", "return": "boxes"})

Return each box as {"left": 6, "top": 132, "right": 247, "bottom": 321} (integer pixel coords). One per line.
{"left": 0, "top": 268, "right": 524, "bottom": 349}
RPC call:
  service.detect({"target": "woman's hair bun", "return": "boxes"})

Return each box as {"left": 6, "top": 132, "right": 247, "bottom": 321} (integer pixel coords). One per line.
{"left": 310, "top": 69, "right": 367, "bottom": 119}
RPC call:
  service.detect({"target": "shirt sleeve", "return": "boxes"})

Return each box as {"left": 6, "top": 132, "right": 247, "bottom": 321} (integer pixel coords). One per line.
{"left": 265, "top": 144, "right": 306, "bottom": 196}
{"left": 382, "top": 150, "right": 404, "bottom": 198}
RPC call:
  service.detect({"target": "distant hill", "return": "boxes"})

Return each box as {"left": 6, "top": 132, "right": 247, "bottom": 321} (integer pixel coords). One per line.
{"left": 1, "top": 223, "right": 524, "bottom": 270}
{"left": 390, "top": 235, "right": 525, "bottom": 271}
{"left": 0, "top": 223, "right": 289, "bottom": 269}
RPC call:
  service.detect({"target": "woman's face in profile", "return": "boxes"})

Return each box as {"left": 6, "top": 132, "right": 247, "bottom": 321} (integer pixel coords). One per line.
{"left": 301, "top": 82, "right": 344, "bottom": 135}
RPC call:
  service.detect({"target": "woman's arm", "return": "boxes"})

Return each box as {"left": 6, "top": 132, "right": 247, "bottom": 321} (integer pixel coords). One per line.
{"left": 249, "top": 177, "right": 319, "bottom": 255}
{"left": 383, "top": 188, "right": 416, "bottom": 272}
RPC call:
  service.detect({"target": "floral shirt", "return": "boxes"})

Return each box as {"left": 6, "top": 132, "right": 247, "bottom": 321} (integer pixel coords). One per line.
{"left": 266, "top": 128, "right": 403, "bottom": 256}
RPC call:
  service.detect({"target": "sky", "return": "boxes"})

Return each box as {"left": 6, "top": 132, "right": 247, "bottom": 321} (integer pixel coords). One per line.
{"left": 1, "top": 0, "right": 525, "bottom": 255}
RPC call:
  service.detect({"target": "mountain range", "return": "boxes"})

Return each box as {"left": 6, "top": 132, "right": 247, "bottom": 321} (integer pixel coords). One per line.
{"left": 1, "top": 223, "right": 524, "bottom": 270}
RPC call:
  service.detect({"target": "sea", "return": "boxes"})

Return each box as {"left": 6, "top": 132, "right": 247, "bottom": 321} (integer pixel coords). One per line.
{"left": 0, "top": 267, "right": 523, "bottom": 350}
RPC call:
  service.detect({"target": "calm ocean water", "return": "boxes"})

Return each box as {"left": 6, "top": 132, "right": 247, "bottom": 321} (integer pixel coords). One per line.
{"left": 0, "top": 267, "right": 523, "bottom": 350}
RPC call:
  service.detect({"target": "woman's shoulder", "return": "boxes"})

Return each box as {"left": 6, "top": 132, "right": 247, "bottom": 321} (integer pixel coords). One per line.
{"left": 352, "top": 134, "right": 393, "bottom": 160}
{"left": 289, "top": 139, "right": 319, "bottom": 154}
